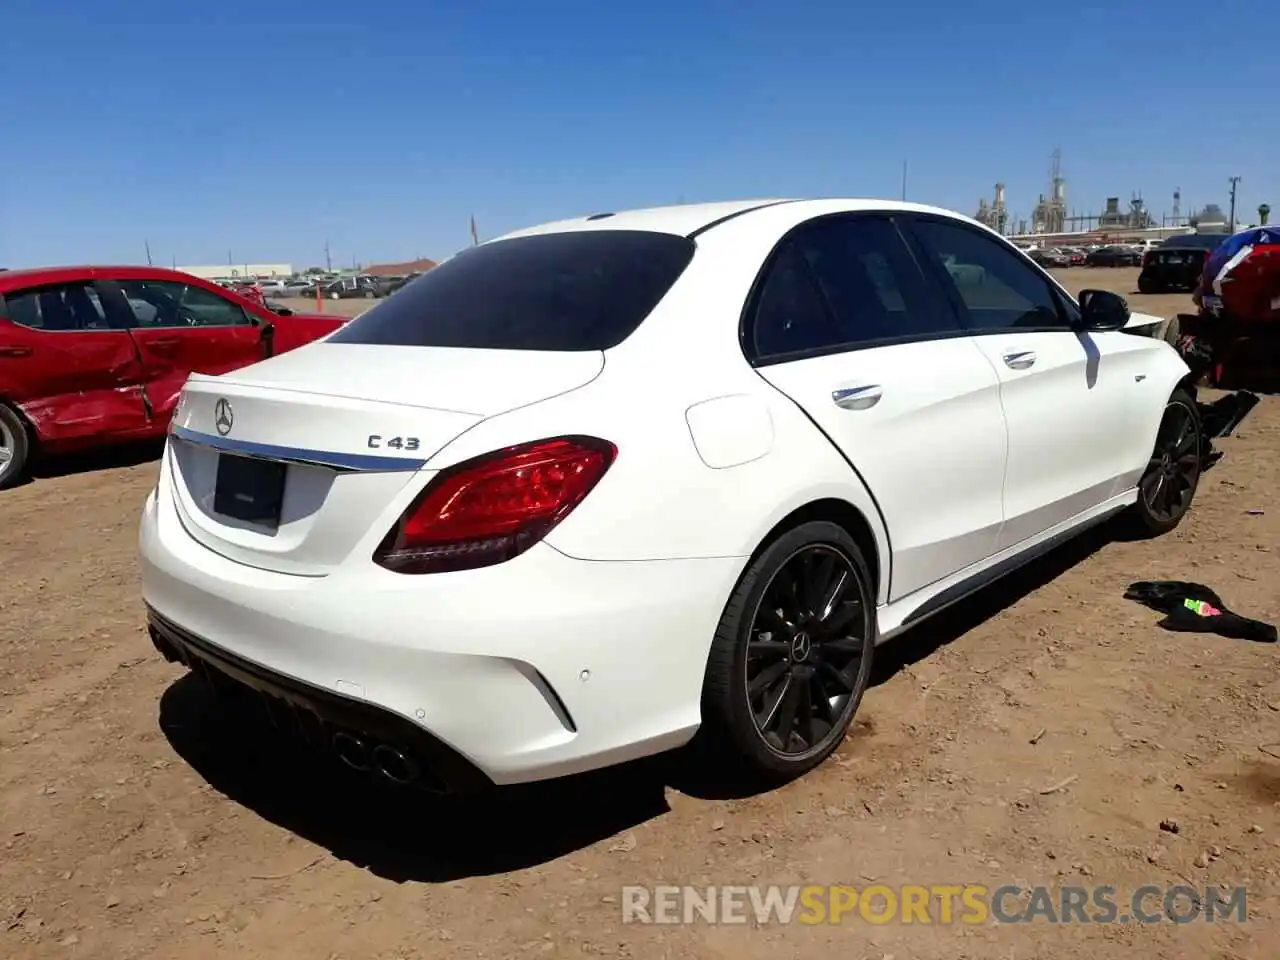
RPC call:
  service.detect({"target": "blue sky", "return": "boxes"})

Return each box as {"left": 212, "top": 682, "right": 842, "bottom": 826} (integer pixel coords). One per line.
{"left": 1, "top": 0, "right": 1274, "bottom": 269}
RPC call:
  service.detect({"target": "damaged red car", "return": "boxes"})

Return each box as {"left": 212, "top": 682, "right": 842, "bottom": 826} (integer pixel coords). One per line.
{"left": 0, "top": 266, "right": 346, "bottom": 488}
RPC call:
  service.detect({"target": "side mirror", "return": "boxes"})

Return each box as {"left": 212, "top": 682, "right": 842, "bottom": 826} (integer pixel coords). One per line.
{"left": 1076, "top": 289, "right": 1130, "bottom": 331}
{"left": 260, "top": 321, "right": 276, "bottom": 356}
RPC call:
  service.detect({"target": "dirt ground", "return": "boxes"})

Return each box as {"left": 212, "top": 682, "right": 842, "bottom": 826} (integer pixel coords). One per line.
{"left": 3, "top": 268, "right": 1279, "bottom": 959}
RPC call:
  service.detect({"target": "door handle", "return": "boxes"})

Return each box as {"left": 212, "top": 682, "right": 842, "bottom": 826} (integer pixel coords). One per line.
{"left": 0, "top": 345, "right": 32, "bottom": 357}
{"left": 832, "top": 384, "right": 883, "bottom": 410}
{"left": 1002, "top": 350, "right": 1037, "bottom": 370}
{"left": 149, "top": 338, "right": 181, "bottom": 347}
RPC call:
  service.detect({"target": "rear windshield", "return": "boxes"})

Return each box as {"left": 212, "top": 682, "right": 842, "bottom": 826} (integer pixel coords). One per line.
{"left": 328, "top": 230, "right": 696, "bottom": 351}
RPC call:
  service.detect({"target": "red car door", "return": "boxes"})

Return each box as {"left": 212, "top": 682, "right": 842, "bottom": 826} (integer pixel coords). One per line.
{"left": 103, "top": 277, "right": 269, "bottom": 425}
{"left": 0, "top": 279, "right": 149, "bottom": 452}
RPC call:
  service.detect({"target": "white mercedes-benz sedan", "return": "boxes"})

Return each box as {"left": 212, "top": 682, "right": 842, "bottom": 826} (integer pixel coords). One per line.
{"left": 139, "top": 198, "right": 1202, "bottom": 792}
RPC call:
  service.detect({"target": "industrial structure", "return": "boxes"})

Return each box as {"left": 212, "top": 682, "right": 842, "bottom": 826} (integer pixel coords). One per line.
{"left": 1030, "top": 149, "right": 1067, "bottom": 234}
{"left": 974, "top": 150, "right": 1242, "bottom": 245}
{"left": 974, "top": 182, "right": 1009, "bottom": 234}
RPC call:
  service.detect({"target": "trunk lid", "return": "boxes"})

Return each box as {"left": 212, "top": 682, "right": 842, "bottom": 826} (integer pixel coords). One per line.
{"left": 165, "top": 344, "right": 605, "bottom": 575}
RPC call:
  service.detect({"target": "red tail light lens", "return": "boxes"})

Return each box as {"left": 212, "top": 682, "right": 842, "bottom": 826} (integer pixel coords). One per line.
{"left": 373, "top": 436, "right": 617, "bottom": 574}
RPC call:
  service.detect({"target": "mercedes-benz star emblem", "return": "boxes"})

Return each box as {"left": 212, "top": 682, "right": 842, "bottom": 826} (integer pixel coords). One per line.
{"left": 213, "top": 398, "right": 234, "bottom": 436}
{"left": 790, "top": 631, "right": 812, "bottom": 663}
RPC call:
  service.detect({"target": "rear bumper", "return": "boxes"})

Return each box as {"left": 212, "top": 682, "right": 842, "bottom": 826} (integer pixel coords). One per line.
{"left": 146, "top": 607, "right": 492, "bottom": 792}
{"left": 138, "top": 484, "right": 745, "bottom": 788}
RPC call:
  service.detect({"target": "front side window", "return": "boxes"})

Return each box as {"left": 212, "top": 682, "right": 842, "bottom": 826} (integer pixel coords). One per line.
{"left": 3, "top": 282, "right": 110, "bottom": 331}
{"left": 117, "top": 280, "right": 251, "bottom": 328}
{"left": 909, "top": 218, "right": 1066, "bottom": 332}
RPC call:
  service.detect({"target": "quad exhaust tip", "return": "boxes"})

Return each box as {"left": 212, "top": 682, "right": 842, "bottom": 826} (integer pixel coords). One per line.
{"left": 333, "top": 732, "right": 371, "bottom": 772}
{"left": 332, "top": 733, "right": 421, "bottom": 785}
{"left": 372, "top": 744, "right": 420, "bottom": 785}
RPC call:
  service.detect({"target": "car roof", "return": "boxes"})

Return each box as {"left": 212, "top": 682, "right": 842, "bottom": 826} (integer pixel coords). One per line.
{"left": 490, "top": 197, "right": 985, "bottom": 243}
{"left": 1159, "top": 233, "right": 1230, "bottom": 247}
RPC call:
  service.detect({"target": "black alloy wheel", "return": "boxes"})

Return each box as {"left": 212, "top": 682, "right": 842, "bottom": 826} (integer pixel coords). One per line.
{"left": 697, "top": 520, "right": 876, "bottom": 783}
{"left": 1130, "top": 389, "right": 1202, "bottom": 536}
{"left": 744, "top": 544, "right": 870, "bottom": 757}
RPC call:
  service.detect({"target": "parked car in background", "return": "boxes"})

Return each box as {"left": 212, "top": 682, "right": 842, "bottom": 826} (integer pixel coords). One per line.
{"left": 1029, "top": 248, "right": 1071, "bottom": 268}
{"left": 1087, "top": 245, "right": 1142, "bottom": 267}
{"left": 1138, "top": 233, "right": 1230, "bottom": 294}
{"left": 140, "top": 198, "right": 1197, "bottom": 794}
{"left": 380, "top": 272, "right": 423, "bottom": 296}
{"left": 1058, "top": 247, "right": 1087, "bottom": 266}
{"left": 322, "top": 276, "right": 382, "bottom": 300}
{"left": 0, "top": 266, "right": 348, "bottom": 488}
{"left": 366, "top": 275, "right": 406, "bottom": 297}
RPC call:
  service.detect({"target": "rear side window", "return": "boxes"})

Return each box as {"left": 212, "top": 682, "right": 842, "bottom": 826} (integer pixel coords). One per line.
{"left": 3, "top": 282, "right": 111, "bottom": 331}
{"left": 746, "top": 216, "right": 957, "bottom": 361}
{"left": 329, "top": 230, "right": 696, "bottom": 351}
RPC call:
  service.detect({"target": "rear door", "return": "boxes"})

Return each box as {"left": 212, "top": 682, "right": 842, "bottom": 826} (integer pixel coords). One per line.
{"left": 903, "top": 214, "right": 1153, "bottom": 550}
{"left": 746, "top": 214, "right": 1008, "bottom": 601}
{"left": 103, "top": 277, "right": 267, "bottom": 424}
{"left": 0, "top": 280, "right": 149, "bottom": 446}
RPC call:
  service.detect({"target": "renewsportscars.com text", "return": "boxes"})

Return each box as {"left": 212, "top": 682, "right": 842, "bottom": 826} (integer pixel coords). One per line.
{"left": 620, "top": 883, "right": 1248, "bottom": 925}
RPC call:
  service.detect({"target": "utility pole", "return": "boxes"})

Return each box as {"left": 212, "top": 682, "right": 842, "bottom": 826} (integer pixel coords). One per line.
{"left": 144, "top": 240, "right": 153, "bottom": 265}
{"left": 324, "top": 240, "right": 331, "bottom": 272}
{"left": 1229, "top": 176, "right": 1242, "bottom": 232}
{"left": 901, "top": 160, "right": 908, "bottom": 201}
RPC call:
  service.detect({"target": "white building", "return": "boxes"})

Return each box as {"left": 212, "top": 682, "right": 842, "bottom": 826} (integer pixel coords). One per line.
{"left": 177, "top": 263, "right": 293, "bottom": 280}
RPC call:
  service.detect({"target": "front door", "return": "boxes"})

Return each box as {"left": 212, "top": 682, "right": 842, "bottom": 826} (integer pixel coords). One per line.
{"left": 744, "top": 214, "right": 1008, "bottom": 601}
{"left": 903, "top": 215, "right": 1144, "bottom": 550}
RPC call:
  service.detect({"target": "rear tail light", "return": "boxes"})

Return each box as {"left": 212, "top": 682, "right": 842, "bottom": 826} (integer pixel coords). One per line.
{"left": 373, "top": 436, "right": 617, "bottom": 574}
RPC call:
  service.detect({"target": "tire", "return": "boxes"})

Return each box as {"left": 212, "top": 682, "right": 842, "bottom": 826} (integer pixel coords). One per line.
{"left": 1126, "top": 389, "right": 1202, "bottom": 537}
{"left": 0, "top": 403, "right": 31, "bottom": 490}
{"left": 696, "top": 520, "right": 876, "bottom": 785}
{"left": 1137, "top": 276, "right": 1156, "bottom": 294}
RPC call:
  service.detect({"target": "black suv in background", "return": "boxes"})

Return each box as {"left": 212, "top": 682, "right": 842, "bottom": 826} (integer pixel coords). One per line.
{"left": 1138, "top": 233, "right": 1230, "bottom": 293}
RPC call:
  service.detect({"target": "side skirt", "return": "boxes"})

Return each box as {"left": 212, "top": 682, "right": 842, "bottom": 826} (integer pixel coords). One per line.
{"left": 875, "top": 490, "right": 1136, "bottom": 643}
